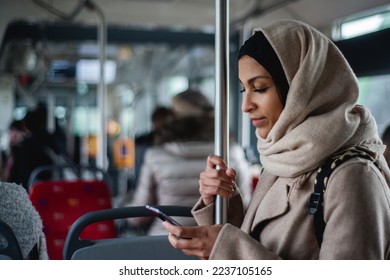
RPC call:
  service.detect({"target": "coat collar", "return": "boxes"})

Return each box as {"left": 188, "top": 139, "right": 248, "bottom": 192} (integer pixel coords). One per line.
{"left": 241, "top": 171, "right": 292, "bottom": 233}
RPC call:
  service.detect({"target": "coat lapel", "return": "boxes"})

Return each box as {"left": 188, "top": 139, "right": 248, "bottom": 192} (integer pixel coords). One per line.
{"left": 241, "top": 171, "right": 290, "bottom": 233}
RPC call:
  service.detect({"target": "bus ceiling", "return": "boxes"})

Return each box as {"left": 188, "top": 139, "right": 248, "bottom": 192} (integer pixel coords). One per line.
{"left": 2, "top": 18, "right": 390, "bottom": 79}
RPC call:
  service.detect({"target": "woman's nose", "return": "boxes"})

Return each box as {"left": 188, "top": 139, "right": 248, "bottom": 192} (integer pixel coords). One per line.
{"left": 241, "top": 94, "right": 254, "bottom": 113}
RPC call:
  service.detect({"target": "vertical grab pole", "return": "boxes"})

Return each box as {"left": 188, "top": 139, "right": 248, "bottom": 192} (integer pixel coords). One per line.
{"left": 89, "top": 2, "right": 108, "bottom": 171}
{"left": 214, "top": 0, "right": 229, "bottom": 224}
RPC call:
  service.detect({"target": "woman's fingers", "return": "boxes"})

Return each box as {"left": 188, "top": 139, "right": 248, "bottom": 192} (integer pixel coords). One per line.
{"left": 200, "top": 169, "right": 236, "bottom": 196}
{"left": 200, "top": 155, "right": 237, "bottom": 205}
{"left": 163, "top": 222, "right": 222, "bottom": 259}
{"left": 163, "top": 222, "right": 193, "bottom": 240}
{"left": 200, "top": 179, "right": 234, "bottom": 197}
{"left": 167, "top": 234, "right": 209, "bottom": 259}
{"left": 206, "top": 155, "right": 228, "bottom": 170}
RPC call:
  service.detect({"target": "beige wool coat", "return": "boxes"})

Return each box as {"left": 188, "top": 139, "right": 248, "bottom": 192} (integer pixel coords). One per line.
{"left": 193, "top": 154, "right": 390, "bottom": 259}
{"left": 192, "top": 20, "right": 390, "bottom": 260}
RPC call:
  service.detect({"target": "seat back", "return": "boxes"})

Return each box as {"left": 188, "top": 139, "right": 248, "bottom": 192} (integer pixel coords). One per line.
{"left": 28, "top": 164, "right": 111, "bottom": 190}
{"left": 29, "top": 179, "right": 117, "bottom": 260}
{"left": 0, "top": 220, "right": 23, "bottom": 260}
{"left": 64, "top": 206, "right": 197, "bottom": 260}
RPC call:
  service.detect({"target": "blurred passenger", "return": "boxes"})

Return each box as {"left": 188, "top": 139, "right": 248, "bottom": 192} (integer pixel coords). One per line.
{"left": 134, "top": 106, "right": 174, "bottom": 186}
{"left": 1, "top": 120, "right": 29, "bottom": 182}
{"left": 0, "top": 181, "right": 48, "bottom": 259}
{"left": 52, "top": 117, "right": 68, "bottom": 157}
{"left": 126, "top": 89, "right": 252, "bottom": 235}
{"left": 382, "top": 124, "right": 390, "bottom": 167}
{"left": 10, "top": 105, "right": 57, "bottom": 191}
{"left": 126, "top": 89, "right": 213, "bottom": 235}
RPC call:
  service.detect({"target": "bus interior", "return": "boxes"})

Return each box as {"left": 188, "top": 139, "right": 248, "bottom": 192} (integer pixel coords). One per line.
{"left": 0, "top": 0, "right": 390, "bottom": 259}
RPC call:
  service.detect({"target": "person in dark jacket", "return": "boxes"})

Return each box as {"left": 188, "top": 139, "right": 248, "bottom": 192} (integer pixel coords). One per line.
{"left": 1, "top": 120, "right": 29, "bottom": 183}
{"left": 8, "top": 106, "right": 57, "bottom": 191}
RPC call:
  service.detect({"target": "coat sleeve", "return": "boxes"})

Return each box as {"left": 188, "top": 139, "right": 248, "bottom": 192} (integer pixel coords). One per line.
{"left": 191, "top": 191, "right": 276, "bottom": 260}
{"left": 210, "top": 224, "right": 282, "bottom": 259}
{"left": 192, "top": 191, "right": 246, "bottom": 228}
{"left": 320, "top": 159, "right": 390, "bottom": 259}
{"left": 202, "top": 184, "right": 282, "bottom": 260}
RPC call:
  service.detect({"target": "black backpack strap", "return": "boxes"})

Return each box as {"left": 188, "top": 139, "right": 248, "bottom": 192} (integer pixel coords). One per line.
{"left": 308, "top": 146, "right": 380, "bottom": 247}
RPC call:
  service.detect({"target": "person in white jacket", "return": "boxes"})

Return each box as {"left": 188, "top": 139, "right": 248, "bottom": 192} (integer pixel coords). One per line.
{"left": 126, "top": 89, "right": 252, "bottom": 235}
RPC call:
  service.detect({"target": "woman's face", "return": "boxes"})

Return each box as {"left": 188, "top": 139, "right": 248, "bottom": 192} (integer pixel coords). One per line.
{"left": 239, "top": 55, "right": 283, "bottom": 139}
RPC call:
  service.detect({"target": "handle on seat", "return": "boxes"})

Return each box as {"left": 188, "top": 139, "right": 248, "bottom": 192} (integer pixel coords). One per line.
{"left": 63, "top": 205, "right": 192, "bottom": 260}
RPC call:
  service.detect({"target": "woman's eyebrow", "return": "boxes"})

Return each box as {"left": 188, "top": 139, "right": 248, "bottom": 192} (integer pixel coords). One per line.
{"left": 241, "top": 75, "right": 271, "bottom": 85}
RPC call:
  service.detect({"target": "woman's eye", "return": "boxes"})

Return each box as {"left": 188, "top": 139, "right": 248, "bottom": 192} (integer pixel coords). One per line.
{"left": 240, "top": 86, "right": 268, "bottom": 93}
{"left": 254, "top": 87, "right": 268, "bottom": 93}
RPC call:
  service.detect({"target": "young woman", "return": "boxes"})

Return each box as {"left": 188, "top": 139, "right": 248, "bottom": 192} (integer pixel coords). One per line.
{"left": 162, "top": 20, "right": 390, "bottom": 259}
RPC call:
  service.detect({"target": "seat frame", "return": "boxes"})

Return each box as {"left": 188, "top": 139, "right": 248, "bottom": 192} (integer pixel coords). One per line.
{"left": 63, "top": 205, "right": 197, "bottom": 260}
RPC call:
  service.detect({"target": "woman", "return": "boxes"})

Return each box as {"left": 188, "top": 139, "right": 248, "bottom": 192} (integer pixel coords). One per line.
{"left": 163, "top": 20, "right": 390, "bottom": 259}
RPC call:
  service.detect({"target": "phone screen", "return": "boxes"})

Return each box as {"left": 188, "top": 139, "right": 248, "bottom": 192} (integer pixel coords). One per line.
{"left": 145, "top": 205, "right": 182, "bottom": 226}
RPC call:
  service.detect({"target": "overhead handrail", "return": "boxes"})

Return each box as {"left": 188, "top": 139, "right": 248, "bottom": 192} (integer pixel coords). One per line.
{"left": 32, "top": 0, "right": 89, "bottom": 21}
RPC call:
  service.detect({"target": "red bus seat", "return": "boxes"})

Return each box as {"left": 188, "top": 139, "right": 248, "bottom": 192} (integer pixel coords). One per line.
{"left": 29, "top": 179, "right": 117, "bottom": 260}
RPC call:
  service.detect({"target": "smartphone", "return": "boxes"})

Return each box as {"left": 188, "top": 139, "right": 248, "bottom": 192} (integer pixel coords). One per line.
{"left": 145, "top": 205, "right": 182, "bottom": 226}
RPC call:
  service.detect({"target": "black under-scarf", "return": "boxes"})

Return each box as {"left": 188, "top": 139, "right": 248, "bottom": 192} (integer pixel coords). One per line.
{"left": 238, "top": 31, "right": 289, "bottom": 106}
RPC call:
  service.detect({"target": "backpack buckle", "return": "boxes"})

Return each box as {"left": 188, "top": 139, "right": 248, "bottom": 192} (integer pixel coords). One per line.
{"left": 308, "top": 192, "right": 321, "bottom": 215}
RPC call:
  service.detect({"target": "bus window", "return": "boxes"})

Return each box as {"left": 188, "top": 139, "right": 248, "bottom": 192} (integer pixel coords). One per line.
{"left": 333, "top": 4, "right": 390, "bottom": 135}
{"left": 358, "top": 74, "right": 390, "bottom": 134}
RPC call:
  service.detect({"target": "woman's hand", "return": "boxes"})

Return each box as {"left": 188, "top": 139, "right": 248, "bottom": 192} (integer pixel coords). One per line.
{"left": 162, "top": 222, "right": 223, "bottom": 260}
{"left": 199, "top": 155, "right": 237, "bottom": 205}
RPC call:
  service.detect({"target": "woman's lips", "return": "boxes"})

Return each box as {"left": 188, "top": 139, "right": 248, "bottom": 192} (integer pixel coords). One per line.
{"left": 252, "top": 117, "right": 267, "bottom": 127}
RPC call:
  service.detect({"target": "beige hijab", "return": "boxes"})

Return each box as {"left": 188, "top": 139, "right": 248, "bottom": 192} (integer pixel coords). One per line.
{"left": 255, "top": 20, "right": 386, "bottom": 178}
